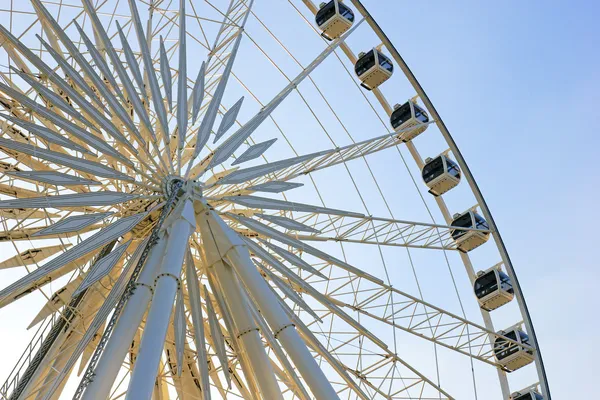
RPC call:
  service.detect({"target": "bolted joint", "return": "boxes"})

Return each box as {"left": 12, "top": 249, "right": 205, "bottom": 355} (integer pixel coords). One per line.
{"left": 273, "top": 323, "right": 295, "bottom": 339}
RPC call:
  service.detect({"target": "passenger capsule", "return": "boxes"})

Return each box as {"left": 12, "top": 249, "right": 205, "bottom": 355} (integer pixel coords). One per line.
{"left": 450, "top": 210, "right": 490, "bottom": 252}
{"left": 474, "top": 268, "right": 514, "bottom": 311}
{"left": 391, "top": 101, "right": 429, "bottom": 141}
{"left": 510, "top": 388, "right": 544, "bottom": 400}
{"left": 422, "top": 155, "right": 460, "bottom": 196}
{"left": 354, "top": 48, "right": 393, "bottom": 90}
{"left": 493, "top": 327, "right": 535, "bottom": 371}
{"left": 315, "top": 1, "right": 355, "bottom": 40}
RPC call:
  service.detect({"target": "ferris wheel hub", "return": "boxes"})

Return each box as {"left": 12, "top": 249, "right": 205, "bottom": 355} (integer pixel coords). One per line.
{"left": 162, "top": 175, "right": 188, "bottom": 198}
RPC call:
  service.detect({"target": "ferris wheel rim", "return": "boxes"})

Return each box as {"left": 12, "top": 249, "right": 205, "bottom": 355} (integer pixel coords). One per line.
{"left": 343, "top": 0, "right": 550, "bottom": 397}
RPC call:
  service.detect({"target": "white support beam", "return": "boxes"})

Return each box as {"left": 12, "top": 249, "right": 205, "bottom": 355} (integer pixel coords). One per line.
{"left": 125, "top": 200, "right": 195, "bottom": 400}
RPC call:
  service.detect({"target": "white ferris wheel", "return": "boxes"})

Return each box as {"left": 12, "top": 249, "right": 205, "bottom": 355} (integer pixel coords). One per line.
{"left": 0, "top": 1, "right": 550, "bottom": 399}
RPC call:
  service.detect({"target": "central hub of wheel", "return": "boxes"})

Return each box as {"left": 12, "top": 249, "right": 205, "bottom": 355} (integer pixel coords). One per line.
{"left": 162, "top": 176, "right": 203, "bottom": 200}
{"left": 162, "top": 175, "right": 185, "bottom": 198}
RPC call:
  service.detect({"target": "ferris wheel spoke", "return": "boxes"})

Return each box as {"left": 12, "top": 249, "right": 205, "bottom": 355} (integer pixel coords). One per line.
{"left": 0, "top": 28, "right": 160, "bottom": 176}
{"left": 163, "top": 316, "right": 204, "bottom": 399}
{"left": 173, "top": 287, "right": 186, "bottom": 376}
{"left": 183, "top": 0, "right": 254, "bottom": 178}
{"left": 195, "top": 17, "right": 366, "bottom": 177}
{"left": 230, "top": 213, "right": 382, "bottom": 283}
{"left": 6, "top": 170, "right": 100, "bottom": 187}
{"left": 203, "top": 283, "right": 233, "bottom": 390}
{"left": 36, "top": 240, "right": 143, "bottom": 400}
{"left": 27, "top": 271, "right": 86, "bottom": 329}
{"left": 206, "top": 121, "right": 434, "bottom": 197}
{"left": 115, "top": 22, "right": 149, "bottom": 108}
{"left": 0, "top": 244, "right": 69, "bottom": 270}
{"left": 30, "top": 0, "right": 164, "bottom": 171}
{"left": 216, "top": 191, "right": 488, "bottom": 251}
{"left": 224, "top": 194, "right": 363, "bottom": 217}
{"left": 0, "top": 82, "right": 130, "bottom": 167}
{"left": 31, "top": 212, "right": 114, "bottom": 238}
{"left": 214, "top": 95, "right": 244, "bottom": 143}
{"left": 125, "top": 0, "right": 171, "bottom": 151}
{"left": 257, "top": 238, "right": 326, "bottom": 278}
{"left": 294, "top": 213, "right": 487, "bottom": 251}
{"left": 159, "top": 38, "right": 174, "bottom": 114}
{"left": 183, "top": 252, "right": 211, "bottom": 399}
{"left": 72, "top": 19, "right": 166, "bottom": 168}
{"left": 0, "top": 212, "right": 147, "bottom": 309}
{"left": 175, "top": 0, "right": 188, "bottom": 172}
{"left": 0, "top": 192, "right": 140, "bottom": 210}
{"left": 279, "top": 283, "right": 454, "bottom": 400}
{"left": 72, "top": 239, "right": 133, "bottom": 297}
{"left": 8, "top": 47, "right": 139, "bottom": 166}
{"left": 234, "top": 218, "right": 528, "bottom": 370}
{"left": 0, "top": 137, "right": 149, "bottom": 185}
{"left": 191, "top": 61, "right": 206, "bottom": 124}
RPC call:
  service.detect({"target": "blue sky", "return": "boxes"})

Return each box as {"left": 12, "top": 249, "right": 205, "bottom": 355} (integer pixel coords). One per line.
{"left": 365, "top": 0, "right": 599, "bottom": 398}
{"left": 0, "top": 0, "right": 597, "bottom": 398}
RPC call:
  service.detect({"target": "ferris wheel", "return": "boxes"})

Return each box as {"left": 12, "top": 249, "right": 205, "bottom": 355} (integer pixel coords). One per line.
{"left": 0, "top": 0, "right": 551, "bottom": 399}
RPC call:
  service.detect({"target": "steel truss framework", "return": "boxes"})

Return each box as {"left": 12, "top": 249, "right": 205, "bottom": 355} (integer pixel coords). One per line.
{"left": 0, "top": 0, "right": 549, "bottom": 399}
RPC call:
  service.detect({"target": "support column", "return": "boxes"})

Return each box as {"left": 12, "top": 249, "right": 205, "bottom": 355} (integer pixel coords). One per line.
{"left": 125, "top": 200, "right": 195, "bottom": 400}
{"left": 196, "top": 207, "right": 339, "bottom": 400}
{"left": 226, "top": 249, "right": 339, "bottom": 400}
{"left": 209, "top": 259, "right": 284, "bottom": 400}
{"left": 81, "top": 234, "right": 168, "bottom": 400}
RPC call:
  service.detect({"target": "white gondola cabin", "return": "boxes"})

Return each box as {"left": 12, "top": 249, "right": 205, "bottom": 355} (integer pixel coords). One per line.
{"left": 315, "top": 1, "right": 355, "bottom": 40}
{"left": 391, "top": 100, "right": 429, "bottom": 141}
{"left": 422, "top": 155, "right": 461, "bottom": 196}
{"left": 450, "top": 210, "right": 490, "bottom": 252}
{"left": 510, "top": 388, "right": 544, "bottom": 400}
{"left": 474, "top": 267, "right": 514, "bottom": 311}
{"left": 354, "top": 49, "right": 393, "bottom": 90}
{"left": 494, "top": 327, "right": 535, "bottom": 371}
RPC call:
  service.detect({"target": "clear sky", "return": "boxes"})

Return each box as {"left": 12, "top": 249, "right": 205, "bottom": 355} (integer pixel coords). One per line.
{"left": 368, "top": 0, "right": 599, "bottom": 398}
{"left": 0, "top": 0, "right": 597, "bottom": 398}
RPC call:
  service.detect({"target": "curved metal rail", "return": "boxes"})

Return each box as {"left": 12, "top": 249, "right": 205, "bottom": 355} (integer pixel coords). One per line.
{"left": 348, "top": 1, "right": 551, "bottom": 398}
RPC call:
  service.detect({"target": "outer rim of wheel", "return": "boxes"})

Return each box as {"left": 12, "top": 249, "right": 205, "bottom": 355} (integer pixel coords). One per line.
{"left": 341, "top": 0, "right": 551, "bottom": 398}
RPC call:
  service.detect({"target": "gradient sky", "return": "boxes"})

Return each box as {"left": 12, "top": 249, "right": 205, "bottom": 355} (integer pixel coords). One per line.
{"left": 0, "top": 0, "right": 597, "bottom": 398}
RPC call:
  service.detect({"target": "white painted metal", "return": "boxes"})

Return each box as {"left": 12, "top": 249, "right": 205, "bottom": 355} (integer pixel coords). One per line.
{"left": 73, "top": 240, "right": 132, "bottom": 296}
{"left": 196, "top": 206, "right": 340, "bottom": 400}
{"left": 39, "top": 242, "right": 145, "bottom": 400}
{"left": 0, "top": 213, "right": 147, "bottom": 309}
{"left": 210, "top": 260, "right": 284, "bottom": 400}
{"left": 125, "top": 200, "right": 195, "bottom": 399}
{"left": 184, "top": 252, "right": 211, "bottom": 400}
{"left": 231, "top": 139, "right": 277, "bottom": 166}
{"left": 0, "top": 245, "right": 71, "bottom": 270}
{"left": 355, "top": 48, "right": 393, "bottom": 90}
{"left": 214, "top": 97, "right": 244, "bottom": 143}
{"left": 81, "top": 234, "right": 168, "bottom": 400}
{"left": 202, "top": 17, "right": 365, "bottom": 174}
{"left": 173, "top": 286, "right": 185, "bottom": 376}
